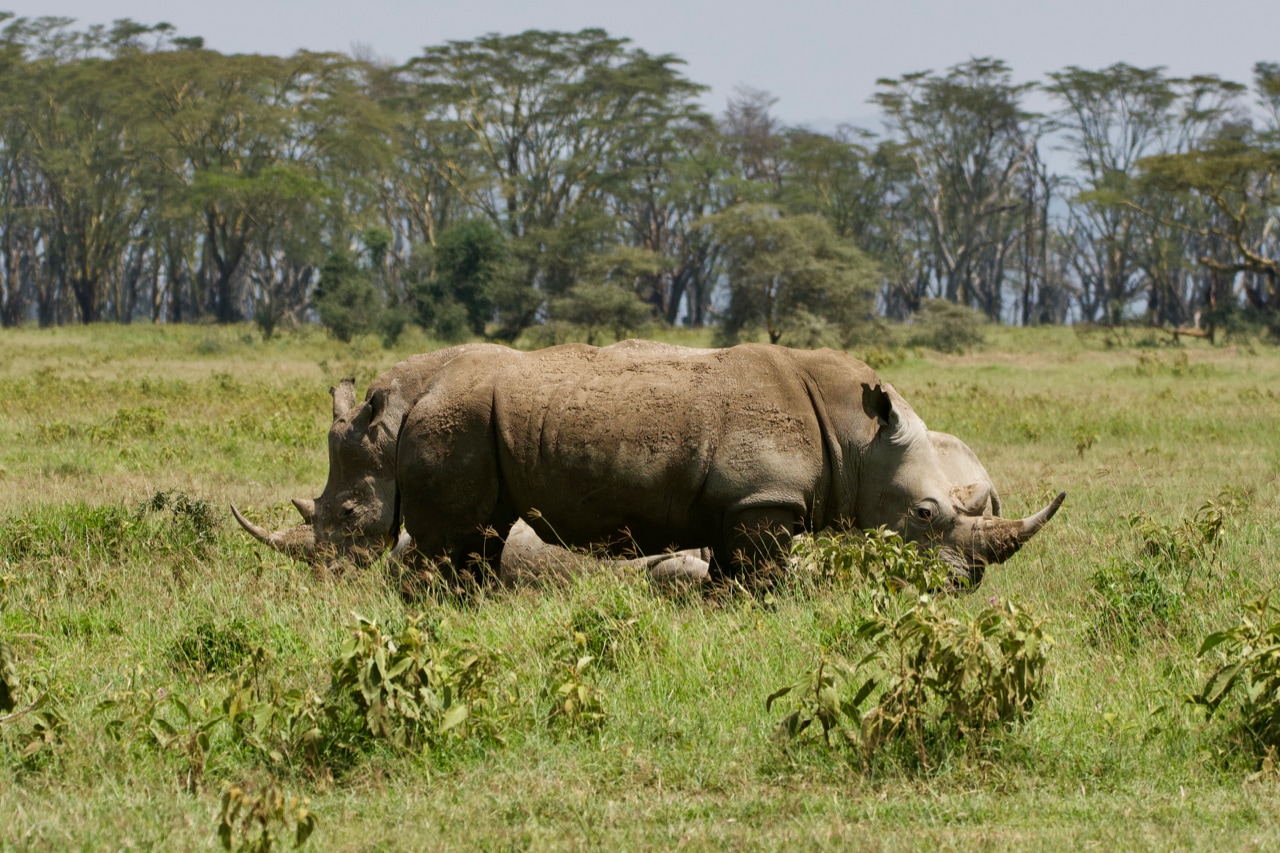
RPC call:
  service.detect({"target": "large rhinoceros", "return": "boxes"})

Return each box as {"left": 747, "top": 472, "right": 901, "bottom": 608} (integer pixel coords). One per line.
{"left": 233, "top": 341, "right": 1062, "bottom": 590}
{"left": 231, "top": 342, "right": 709, "bottom": 585}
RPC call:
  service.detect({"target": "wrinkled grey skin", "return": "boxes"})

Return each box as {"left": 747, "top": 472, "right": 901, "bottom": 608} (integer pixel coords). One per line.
{"left": 231, "top": 342, "right": 709, "bottom": 586}
{"left": 542, "top": 429, "right": 1005, "bottom": 586}
{"left": 234, "top": 341, "right": 1063, "bottom": 592}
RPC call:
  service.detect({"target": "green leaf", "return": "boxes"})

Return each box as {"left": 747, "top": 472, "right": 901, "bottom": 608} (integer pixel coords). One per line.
{"left": 297, "top": 810, "right": 316, "bottom": 847}
{"left": 765, "top": 684, "right": 793, "bottom": 711}
{"left": 439, "top": 702, "right": 469, "bottom": 734}
{"left": 1197, "top": 630, "right": 1234, "bottom": 656}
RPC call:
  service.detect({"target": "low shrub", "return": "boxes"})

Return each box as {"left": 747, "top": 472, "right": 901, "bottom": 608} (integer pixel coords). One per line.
{"left": 1088, "top": 491, "right": 1245, "bottom": 645}
{"left": 541, "top": 643, "right": 608, "bottom": 736}
{"left": 1189, "top": 594, "right": 1280, "bottom": 762}
{"left": 906, "top": 299, "right": 987, "bottom": 354}
{"left": 326, "top": 614, "right": 516, "bottom": 753}
{"left": 768, "top": 596, "right": 1052, "bottom": 770}
{"left": 95, "top": 668, "right": 220, "bottom": 790}
{"left": 566, "top": 593, "right": 644, "bottom": 672}
{"left": 219, "top": 658, "right": 339, "bottom": 774}
{"left": 217, "top": 778, "right": 316, "bottom": 852}
{"left": 788, "top": 526, "right": 954, "bottom": 598}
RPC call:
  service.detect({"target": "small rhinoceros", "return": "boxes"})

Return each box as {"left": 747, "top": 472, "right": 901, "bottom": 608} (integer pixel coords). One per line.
{"left": 233, "top": 341, "right": 1062, "bottom": 594}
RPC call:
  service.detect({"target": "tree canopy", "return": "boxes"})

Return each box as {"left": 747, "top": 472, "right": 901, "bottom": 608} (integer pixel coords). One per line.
{"left": 1, "top": 14, "right": 1278, "bottom": 341}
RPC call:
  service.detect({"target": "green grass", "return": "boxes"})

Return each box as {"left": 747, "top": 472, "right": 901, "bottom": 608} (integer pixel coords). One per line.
{"left": 2, "top": 322, "right": 1280, "bottom": 850}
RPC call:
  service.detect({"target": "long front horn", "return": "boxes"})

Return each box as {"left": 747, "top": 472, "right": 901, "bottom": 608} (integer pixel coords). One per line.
{"left": 230, "top": 503, "right": 316, "bottom": 560}
{"left": 963, "top": 491, "right": 1065, "bottom": 565}
{"left": 331, "top": 378, "right": 356, "bottom": 420}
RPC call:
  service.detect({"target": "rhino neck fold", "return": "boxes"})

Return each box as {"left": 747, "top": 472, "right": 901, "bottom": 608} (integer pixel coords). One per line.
{"left": 800, "top": 375, "right": 852, "bottom": 530}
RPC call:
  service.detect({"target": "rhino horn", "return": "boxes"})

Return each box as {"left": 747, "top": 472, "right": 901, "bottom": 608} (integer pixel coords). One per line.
{"left": 230, "top": 503, "right": 316, "bottom": 560}
{"left": 390, "top": 530, "right": 413, "bottom": 559}
{"left": 952, "top": 482, "right": 997, "bottom": 516}
{"left": 962, "top": 491, "right": 1065, "bottom": 566}
{"left": 331, "top": 378, "right": 356, "bottom": 420}
{"left": 291, "top": 497, "right": 315, "bottom": 523}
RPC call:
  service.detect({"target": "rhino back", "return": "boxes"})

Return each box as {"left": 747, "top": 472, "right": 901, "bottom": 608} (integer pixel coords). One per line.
{"left": 486, "top": 344, "right": 850, "bottom": 552}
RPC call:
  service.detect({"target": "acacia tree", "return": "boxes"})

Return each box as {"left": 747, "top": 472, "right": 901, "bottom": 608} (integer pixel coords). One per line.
{"left": 874, "top": 58, "right": 1043, "bottom": 321}
{"left": 131, "top": 47, "right": 368, "bottom": 322}
{"left": 1046, "top": 64, "right": 1244, "bottom": 324}
{"left": 0, "top": 14, "right": 37, "bottom": 326}
{"left": 401, "top": 29, "right": 706, "bottom": 336}
{"left": 12, "top": 19, "right": 168, "bottom": 323}
{"left": 705, "top": 203, "right": 878, "bottom": 346}
{"left": 609, "top": 105, "right": 726, "bottom": 325}
{"left": 1140, "top": 131, "right": 1280, "bottom": 317}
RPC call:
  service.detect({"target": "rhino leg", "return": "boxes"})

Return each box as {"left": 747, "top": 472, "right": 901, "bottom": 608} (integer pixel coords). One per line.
{"left": 717, "top": 504, "right": 802, "bottom": 581}
{"left": 396, "top": 387, "right": 514, "bottom": 586}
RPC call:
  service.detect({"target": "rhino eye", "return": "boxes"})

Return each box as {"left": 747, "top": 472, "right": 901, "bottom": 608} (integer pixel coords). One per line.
{"left": 913, "top": 504, "right": 934, "bottom": 523}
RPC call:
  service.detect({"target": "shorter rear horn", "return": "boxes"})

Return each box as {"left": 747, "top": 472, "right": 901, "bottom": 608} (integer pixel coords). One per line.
{"left": 291, "top": 498, "right": 315, "bottom": 523}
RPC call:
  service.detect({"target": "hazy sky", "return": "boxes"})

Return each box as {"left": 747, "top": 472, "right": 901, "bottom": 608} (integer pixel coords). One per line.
{"left": 5, "top": 0, "right": 1276, "bottom": 126}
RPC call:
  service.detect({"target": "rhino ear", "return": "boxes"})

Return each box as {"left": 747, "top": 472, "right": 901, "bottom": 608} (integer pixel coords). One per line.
{"left": 331, "top": 378, "right": 357, "bottom": 420}
{"left": 366, "top": 388, "right": 392, "bottom": 430}
{"left": 861, "top": 383, "right": 897, "bottom": 428}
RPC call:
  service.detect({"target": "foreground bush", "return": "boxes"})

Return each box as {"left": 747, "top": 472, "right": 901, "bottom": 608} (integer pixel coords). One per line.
{"left": 327, "top": 614, "right": 517, "bottom": 752}
{"left": 1191, "top": 594, "right": 1280, "bottom": 761}
{"left": 769, "top": 595, "right": 1052, "bottom": 769}
{"left": 1089, "top": 491, "right": 1245, "bottom": 645}
{"left": 788, "top": 526, "right": 954, "bottom": 597}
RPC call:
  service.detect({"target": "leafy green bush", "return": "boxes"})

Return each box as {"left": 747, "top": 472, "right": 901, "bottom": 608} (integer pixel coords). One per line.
{"left": 566, "top": 594, "right": 645, "bottom": 672}
{"left": 768, "top": 596, "right": 1052, "bottom": 769}
{"left": 326, "top": 614, "right": 516, "bottom": 753}
{"left": 906, "top": 299, "right": 987, "bottom": 354}
{"left": 1190, "top": 595, "right": 1280, "bottom": 761}
{"left": 219, "top": 659, "right": 340, "bottom": 773}
{"left": 411, "top": 219, "right": 522, "bottom": 341}
{"left": 788, "top": 526, "right": 954, "bottom": 599}
{"left": 218, "top": 779, "right": 316, "bottom": 852}
{"left": 95, "top": 668, "right": 218, "bottom": 789}
{"left": 1089, "top": 491, "right": 1244, "bottom": 645}
{"left": 541, "top": 639, "right": 607, "bottom": 736}
{"left": 314, "top": 249, "right": 382, "bottom": 344}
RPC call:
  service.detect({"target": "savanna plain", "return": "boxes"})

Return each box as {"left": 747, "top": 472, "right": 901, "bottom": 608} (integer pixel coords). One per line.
{"left": 2, "top": 323, "right": 1280, "bottom": 851}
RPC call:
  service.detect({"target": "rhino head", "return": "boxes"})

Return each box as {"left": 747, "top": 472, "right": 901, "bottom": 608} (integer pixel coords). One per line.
{"left": 232, "top": 377, "right": 403, "bottom": 565}
{"left": 858, "top": 383, "right": 1063, "bottom": 586}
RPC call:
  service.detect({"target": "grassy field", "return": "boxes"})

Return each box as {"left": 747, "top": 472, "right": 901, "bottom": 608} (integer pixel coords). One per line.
{"left": 2, "top": 322, "right": 1279, "bottom": 850}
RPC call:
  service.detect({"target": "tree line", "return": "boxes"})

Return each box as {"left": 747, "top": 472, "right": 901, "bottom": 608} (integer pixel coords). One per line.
{"left": 0, "top": 14, "right": 1277, "bottom": 345}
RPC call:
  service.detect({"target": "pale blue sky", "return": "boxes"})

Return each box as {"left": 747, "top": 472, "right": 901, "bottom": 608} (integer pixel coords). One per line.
{"left": 4, "top": 0, "right": 1275, "bottom": 126}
